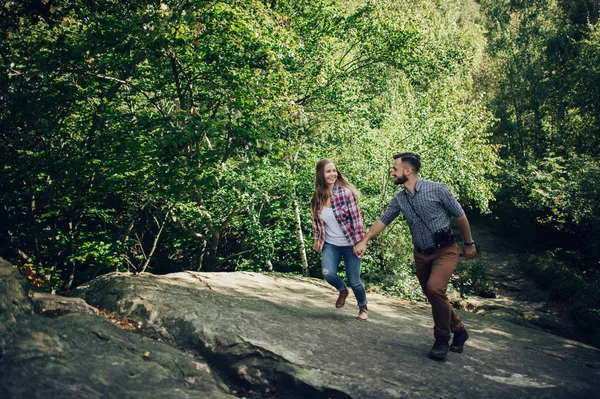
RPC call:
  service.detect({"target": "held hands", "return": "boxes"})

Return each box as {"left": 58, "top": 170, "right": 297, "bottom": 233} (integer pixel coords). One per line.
{"left": 353, "top": 240, "right": 367, "bottom": 258}
{"left": 463, "top": 244, "right": 477, "bottom": 260}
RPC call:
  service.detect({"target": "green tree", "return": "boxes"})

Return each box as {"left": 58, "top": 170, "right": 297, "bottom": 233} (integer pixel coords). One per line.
{"left": 1, "top": 0, "right": 501, "bottom": 294}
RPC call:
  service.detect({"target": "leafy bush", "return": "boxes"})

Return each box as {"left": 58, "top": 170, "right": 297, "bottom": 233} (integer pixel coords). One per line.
{"left": 520, "top": 251, "right": 600, "bottom": 347}
{"left": 450, "top": 259, "right": 495, "bottom": 298}
{"left": 362, "top": 262, "right": 424, "bottom": 302}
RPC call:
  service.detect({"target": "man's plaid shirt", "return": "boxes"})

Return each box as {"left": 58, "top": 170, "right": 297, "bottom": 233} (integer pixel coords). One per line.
{"left": 379, "top": 179, "right": 465, "bottom": 249}
{"left": 312, "top": 185, "right": 365, "bottom": 251}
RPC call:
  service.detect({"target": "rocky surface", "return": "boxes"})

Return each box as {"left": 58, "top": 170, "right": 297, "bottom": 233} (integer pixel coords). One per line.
{"left": 74, "top": 270, "right": 600, "bottom": 399}
{"left": 31, "top": 292, "right": 100, "bottom": 317}
{"left": 0, "top": 258, "right": 236, "bottom": 399}
{"left": 2, "top": 255, "right": 599, "bottom": 399}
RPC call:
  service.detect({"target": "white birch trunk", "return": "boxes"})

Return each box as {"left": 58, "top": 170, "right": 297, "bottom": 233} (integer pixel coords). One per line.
{"left": 293, "top": 195, "right": 309, "bottom": 277}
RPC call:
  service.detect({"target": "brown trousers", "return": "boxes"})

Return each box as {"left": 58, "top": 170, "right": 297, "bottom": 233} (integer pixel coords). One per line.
{"left": 414, "top": 242, "right": 464, "bottom": 341}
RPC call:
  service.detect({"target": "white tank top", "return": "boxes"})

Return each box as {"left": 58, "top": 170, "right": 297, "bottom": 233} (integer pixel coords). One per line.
{"left": 321, "top": 207, "right": 352, "bottom": 246}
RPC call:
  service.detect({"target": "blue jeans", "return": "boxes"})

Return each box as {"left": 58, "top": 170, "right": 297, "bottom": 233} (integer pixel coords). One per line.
{"left": 321, "top": 242, "right": 367, "bottom": 307}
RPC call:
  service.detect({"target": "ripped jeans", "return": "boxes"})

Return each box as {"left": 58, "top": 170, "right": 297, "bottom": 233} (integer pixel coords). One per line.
{"left": 321, "top": 242, "right": 367, "bottom": 307}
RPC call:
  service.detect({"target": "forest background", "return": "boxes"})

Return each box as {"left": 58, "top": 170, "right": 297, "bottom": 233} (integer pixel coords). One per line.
{"left": 1, "top": 0, "right": 599, "bottom": 343}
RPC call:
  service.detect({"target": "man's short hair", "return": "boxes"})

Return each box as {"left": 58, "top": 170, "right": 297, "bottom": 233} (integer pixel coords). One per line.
{"left": 393, "top": 152, "right": 421, "bottom": 172}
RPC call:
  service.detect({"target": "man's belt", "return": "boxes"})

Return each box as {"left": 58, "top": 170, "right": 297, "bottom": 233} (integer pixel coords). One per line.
{"left": 414, "top": 240, "right": 454, "bottom": 255}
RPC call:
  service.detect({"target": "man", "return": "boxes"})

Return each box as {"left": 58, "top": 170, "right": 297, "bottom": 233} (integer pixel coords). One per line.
{"left": 354, "top": 152, "right": 476, "bottom": 360}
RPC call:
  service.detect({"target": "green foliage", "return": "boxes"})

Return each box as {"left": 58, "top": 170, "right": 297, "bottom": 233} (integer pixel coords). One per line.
{"left": 362, "top": 262, "right": 424, "bottom": 301}
{"left": 0, "top": 0, "right": 592, "bottom": 344}
{"left": 472, "top": 0, "right": 600, "bottom": 346}
{"left": 316, "top": 0, "right": 499, "bottom": 282}
{"left": 520, "top": 251, "right": 600, "bottom": 346}
{"left": 478, "top": 0, "right": 600, "bottom": 284}
{"left": 450, "top": 259, "right": 493, "bottom": 298}
{"left": 1, "top": 0, "right": 499, "bottom": 294}
{"left": 498, "top": 155, "right": 600, "bottom": 229}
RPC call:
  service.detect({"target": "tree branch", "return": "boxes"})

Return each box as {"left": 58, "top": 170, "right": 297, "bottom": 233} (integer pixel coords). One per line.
{"left": 85, "top": 72, "right": 168, "bottom": 119}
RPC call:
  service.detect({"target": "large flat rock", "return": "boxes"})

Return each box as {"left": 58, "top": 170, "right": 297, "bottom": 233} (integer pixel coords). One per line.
{"left": 0, "top": 258, "right": 236, "bottom": 399}
{"left": 0, "top": 314, "right": 236, "bottom": 399}
{"left": 75, "top": 271, "right": 600, "bottom": 399}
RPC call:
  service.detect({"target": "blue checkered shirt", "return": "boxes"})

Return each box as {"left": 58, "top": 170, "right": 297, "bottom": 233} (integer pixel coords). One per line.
{"left": 379, "top": 179, "right": 465, "bottom": 249}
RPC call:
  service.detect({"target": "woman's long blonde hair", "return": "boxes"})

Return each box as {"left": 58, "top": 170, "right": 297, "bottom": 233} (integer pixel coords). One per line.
{"left": 310, "top": 158, "right": 358, "bottom": 217}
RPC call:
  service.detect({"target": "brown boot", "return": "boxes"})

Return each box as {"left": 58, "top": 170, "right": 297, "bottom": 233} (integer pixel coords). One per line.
{"left": 335, "top": 288, "right": 349, "bottom": 308}
{"left": 357, "top": 305, "right": 368, "bottom": 321}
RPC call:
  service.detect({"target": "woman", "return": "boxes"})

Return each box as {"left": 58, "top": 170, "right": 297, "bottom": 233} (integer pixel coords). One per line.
{"left": 310, "top": 158, "right": 368, "bottom": 321}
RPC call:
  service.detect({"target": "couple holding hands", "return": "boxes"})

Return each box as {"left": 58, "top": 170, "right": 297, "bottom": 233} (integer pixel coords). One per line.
{"left": 310, "top": 153, "right": 477, "bottom": 360}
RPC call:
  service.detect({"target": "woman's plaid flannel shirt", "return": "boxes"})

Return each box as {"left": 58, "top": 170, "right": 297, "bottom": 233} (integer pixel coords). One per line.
{"left": 312, "top": 185, "right": 365, "bottom": 251}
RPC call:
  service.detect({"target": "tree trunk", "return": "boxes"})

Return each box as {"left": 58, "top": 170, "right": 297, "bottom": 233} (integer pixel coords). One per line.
{"left": 196, "top": 194, "right": 237, "bottom": 272}
{"left": 203, "top": 234, "right": 220, "bottom": 272}
{"left": 30, "top": 193, "right": 45, "bottom": 270}
{"left": 293, "top": 193, "right": 309, "bottom": 277}
{"left": 196, "top": 238, "right": 207, "bottom": 271}
{"left": 63, "top": 261, "right": 76, "bottom": 293}
{"left": 0, "top": 203, "right": 11, "bottom": 249}
{"left": 63, "top": 219, "right": 75, "bottom": 292}
{"left": 140, "top": 208, "right": 171, "bottom": 273}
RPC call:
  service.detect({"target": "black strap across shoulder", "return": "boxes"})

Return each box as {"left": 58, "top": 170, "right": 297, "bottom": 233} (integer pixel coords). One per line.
{"left": 404, "top": 190, "right": 434, "bottom": 236}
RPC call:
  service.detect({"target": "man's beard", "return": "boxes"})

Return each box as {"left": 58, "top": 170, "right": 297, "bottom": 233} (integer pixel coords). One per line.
{"left": 394, "top": 174, "right": 408, "bottom": 185}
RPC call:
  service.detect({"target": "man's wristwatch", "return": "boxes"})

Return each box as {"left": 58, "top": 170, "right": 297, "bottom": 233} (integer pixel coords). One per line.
{"left": 464, "top": 240, "right": 475, "bottom": 246}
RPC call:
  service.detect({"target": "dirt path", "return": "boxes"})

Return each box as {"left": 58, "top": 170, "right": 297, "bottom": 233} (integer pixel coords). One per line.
{"left": 456, "top": 221, "right": 591, "bottom": 346}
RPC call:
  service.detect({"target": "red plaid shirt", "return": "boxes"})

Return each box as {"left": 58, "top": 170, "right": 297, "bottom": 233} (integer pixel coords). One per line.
{"left": 312, "top": 185, "right": 365, "bottom": 251}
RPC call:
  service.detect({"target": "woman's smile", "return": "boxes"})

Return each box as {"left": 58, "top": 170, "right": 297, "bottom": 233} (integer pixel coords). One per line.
{"left": 324, "top": 163, "right": 338, "bottom": 185}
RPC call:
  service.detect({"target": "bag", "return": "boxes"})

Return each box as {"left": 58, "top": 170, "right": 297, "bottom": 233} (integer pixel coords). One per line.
{"left": 433, "top": 226, "right": 454, "bottom": 248}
